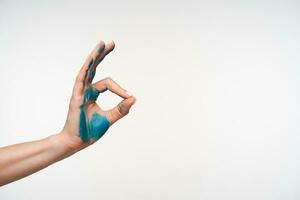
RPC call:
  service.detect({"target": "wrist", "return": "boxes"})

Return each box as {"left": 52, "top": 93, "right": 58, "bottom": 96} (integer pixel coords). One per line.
{"left": 47, "top": 132, "right": 84, "bottom": 160}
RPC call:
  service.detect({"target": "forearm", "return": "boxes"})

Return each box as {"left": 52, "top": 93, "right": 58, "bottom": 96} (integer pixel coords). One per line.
{"left": 0, "top": 133, "right": 77, "bottom": 186}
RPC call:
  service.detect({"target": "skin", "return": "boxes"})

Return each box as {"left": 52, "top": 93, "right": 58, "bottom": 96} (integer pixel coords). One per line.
{"left": 0, "top": 40, "right": 136, "bottom": 186}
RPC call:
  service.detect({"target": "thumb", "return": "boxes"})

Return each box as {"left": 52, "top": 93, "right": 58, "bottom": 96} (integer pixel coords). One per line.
{"left": 107, "top": 96, "right": 136, "bottom": 124}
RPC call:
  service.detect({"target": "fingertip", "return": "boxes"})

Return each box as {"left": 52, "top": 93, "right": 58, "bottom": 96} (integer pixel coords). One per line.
{"left": 98, "top": 40, "right": 105, "bottom": 46}
{"left": 108, "top": 96, "right": 136, "bottom": 124}
{"left": 98, "top": 40, "right": 105, "bottom": 53}
{"left": 125, "top": 90, "right": 133, "bottom": 97}
{"left": 126, "top": 96, "right": 136, "bottom": 109}
{"left": 110, "top": 40, "right": 115, "bottom": 47}
{"left": 131, "top": 96, "right": 136, "bottom": 105}
{"left": 120, "top": 96, "right": 136, "bottom": 114}
{"left": 107, "top": 40, "right": 115, "bottom": 52}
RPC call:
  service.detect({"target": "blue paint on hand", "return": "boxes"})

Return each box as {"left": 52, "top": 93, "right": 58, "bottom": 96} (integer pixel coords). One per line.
{"left": 79, "top": 105, "right": 89, "bottom": 143}
{"left": 88, "top": 70, "right": 96, "bottom": 83}
{"left": 78, "top": 43, "right": 112, "bottom": 143}
{"left": 83, "top": 59, "right": 94, "bottom": 85}
{"left": 79, "top": 85, "right": 110, "bottom": 143}
{"left": 89, "top": 112, "right": 110, "bottom": 140}
{"left": 83, "top": 86, "right": 99, "bottom": 104}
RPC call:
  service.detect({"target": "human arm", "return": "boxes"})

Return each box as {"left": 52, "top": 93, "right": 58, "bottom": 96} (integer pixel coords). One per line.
{"left": 0, "top": 40, "right": 136, "bottom": 186}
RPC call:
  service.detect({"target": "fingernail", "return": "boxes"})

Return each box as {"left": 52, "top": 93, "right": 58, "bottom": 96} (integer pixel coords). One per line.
{"left": 126, "top": 90, "right": 133, "bottom": 97}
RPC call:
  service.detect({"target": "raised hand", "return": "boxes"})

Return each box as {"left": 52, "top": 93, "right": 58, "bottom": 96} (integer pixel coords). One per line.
{"left": 62, "top": 40, "right": 136, "bottom": 149}
{"left": 0, "top": 40, "right": 135, "bottom": 186}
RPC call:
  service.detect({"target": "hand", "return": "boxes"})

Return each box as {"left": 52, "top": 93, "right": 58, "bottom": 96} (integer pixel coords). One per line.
{"left": 0, "top": 40, "right": 136, "bottom": 186}
{"left": 60, "top": 40, "right": 136, "bottom": 151}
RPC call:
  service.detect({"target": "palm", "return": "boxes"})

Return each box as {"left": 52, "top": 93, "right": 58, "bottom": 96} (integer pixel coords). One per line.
{"left": 62, "top": 41, "right": 135, "bottom": 147}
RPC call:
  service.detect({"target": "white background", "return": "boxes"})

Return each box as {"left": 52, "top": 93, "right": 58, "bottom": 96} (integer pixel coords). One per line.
{"left": 0, "top": 0, "right": 299, "bottom": 199}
